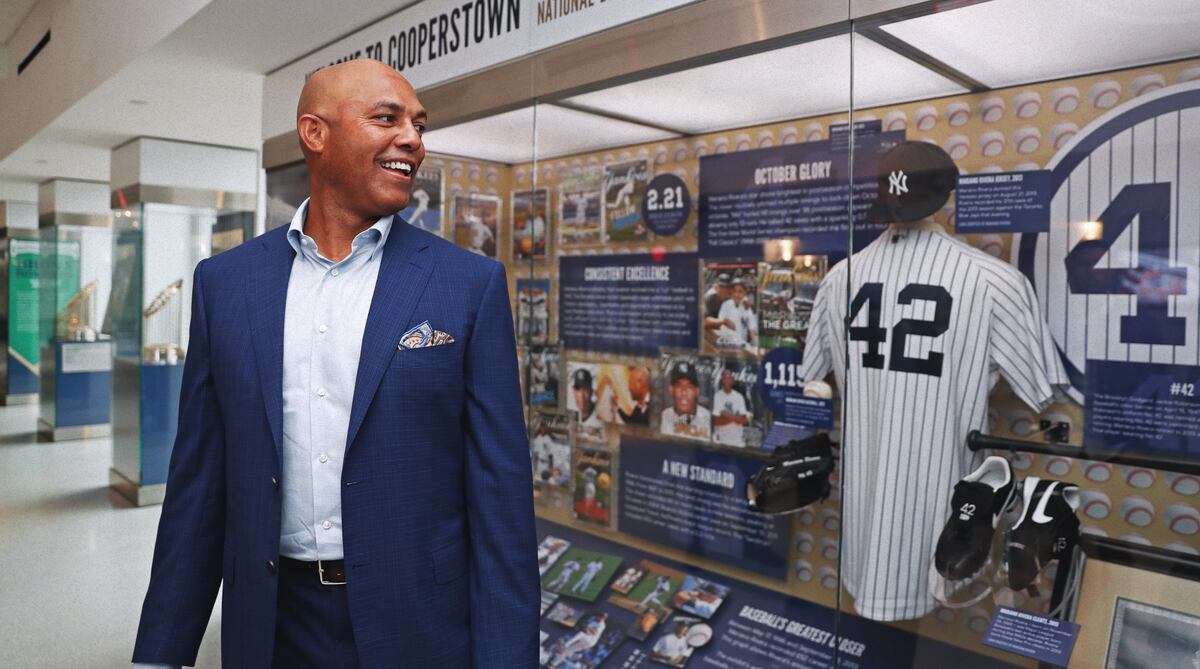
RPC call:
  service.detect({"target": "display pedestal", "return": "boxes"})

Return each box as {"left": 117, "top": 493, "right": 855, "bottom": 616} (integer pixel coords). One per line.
{"left": 110, "top": 358, "right": 183, "bottom": 506}
{"left": 38, "top": 339, "right": 112, "bottom": 441}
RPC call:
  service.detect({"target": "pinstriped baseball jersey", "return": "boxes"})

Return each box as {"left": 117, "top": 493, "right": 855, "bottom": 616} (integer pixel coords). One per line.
{"left": 800, "top": 227, "right": 1066, "bottom": 621}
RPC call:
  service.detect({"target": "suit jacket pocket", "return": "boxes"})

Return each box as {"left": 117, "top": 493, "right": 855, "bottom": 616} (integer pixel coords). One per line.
{"left": 431, "top": 538, "right": 468, "bottom": 584}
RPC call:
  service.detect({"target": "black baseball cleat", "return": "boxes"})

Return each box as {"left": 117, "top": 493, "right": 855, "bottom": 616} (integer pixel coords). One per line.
{"left": 934, "top": 456, "right": 1016, "bottom": 581}
{"left": 1004, "top": 477, "right": 1081, "bottom": 591}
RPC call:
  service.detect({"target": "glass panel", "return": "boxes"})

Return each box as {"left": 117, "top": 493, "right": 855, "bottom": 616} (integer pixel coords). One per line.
{"left": 841, "top": 1, "right": 1200, "bottom": 666}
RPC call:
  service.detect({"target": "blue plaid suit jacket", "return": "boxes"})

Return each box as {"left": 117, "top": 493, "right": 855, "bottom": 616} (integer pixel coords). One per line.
{"left": 133, "top": 219, "right": 539, "bottom": 668}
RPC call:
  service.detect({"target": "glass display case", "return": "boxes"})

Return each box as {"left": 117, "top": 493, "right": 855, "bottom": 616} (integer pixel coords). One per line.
{"left": 1, "top": 224, "right": 39, "bottom": 405}
{"left": 109, "top": 202, "right": 233, "bottom": 504}
{"left": 37, "top": 218, "right": 113, "bottom": 440}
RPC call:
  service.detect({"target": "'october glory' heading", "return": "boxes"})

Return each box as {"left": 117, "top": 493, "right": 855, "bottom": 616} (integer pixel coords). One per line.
{"left": 753, "top": 160, "right": 834, "bottom": 186}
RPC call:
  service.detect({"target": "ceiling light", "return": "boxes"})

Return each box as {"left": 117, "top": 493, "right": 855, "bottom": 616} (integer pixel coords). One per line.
{"left": 129, "top": 99, "right": 149, "bottom": 106}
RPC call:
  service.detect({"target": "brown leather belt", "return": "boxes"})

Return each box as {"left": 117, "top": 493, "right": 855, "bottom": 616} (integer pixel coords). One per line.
{"left": 280, "top": 557, "right": 346, "bottom": 585}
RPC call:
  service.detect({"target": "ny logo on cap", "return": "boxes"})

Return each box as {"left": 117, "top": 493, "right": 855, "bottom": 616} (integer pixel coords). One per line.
{"left": 888, "top": 170, "right": 909, "bottom": 196}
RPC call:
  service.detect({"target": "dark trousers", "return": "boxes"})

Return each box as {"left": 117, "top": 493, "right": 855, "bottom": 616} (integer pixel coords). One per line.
{"left": 273, "top": 560, "right": 361, "bottom": 669}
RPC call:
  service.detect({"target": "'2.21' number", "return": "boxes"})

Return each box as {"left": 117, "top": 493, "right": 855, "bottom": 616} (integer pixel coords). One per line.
{"left": 848, "top": 283, "right": 953, "bottom": 377}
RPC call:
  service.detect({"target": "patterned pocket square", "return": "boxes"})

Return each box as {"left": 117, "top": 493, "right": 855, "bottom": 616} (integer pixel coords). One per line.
{"left": 398, "top": 320, "right": 456, "bottom": 349}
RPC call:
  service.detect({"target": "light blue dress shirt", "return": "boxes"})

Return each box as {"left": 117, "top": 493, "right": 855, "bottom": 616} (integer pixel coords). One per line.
{"left": 279, "top": 198, "right": 392, "bottom": 561}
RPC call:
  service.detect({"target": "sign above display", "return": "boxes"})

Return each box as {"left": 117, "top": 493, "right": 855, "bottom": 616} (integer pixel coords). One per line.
{"left": 263, "top": 0, "right": 699, "bottom": 138}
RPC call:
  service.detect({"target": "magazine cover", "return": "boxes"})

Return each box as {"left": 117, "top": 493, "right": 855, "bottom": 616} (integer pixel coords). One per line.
{"left": 758, "top": 254, "right": 827, "bottom": 350}
{"left": 526, "top": 345, "right": 561, "bottom": 408}
{"left": 513, "top": 188, "right": 550, "bottom": 261}
{"left": 709, "top": 357, "right": 762, "bottom": 449}
{"left": 559, "top": 169, "right": 604, "bottom": 247}
{"left": 451, "top": 194, "right": 500, "bottom": 257}
{"left": 572, "top": 446, "right": 615, "bottom": 528}
{"left": 658, "top": 351, "right": 718, "bottom": 443}
{"left": 604, "top": 160, "right": 650, "bottom": 243}
{"left": 517, "top": 278, "right": 551, "bottom": 345}
{"left": 399, "top": 167, "right": 444, "bottom": 236}
{"left": 591, "top": 362, "right": 656, "bottom": 428}
{"left": 530, "top": 410, "right": 573, "bottom": 508}
{"left": 701, "top": 261, "right": 758, "bottom": 355}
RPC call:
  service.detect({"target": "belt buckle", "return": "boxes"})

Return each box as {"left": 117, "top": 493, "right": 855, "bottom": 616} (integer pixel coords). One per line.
{"left": 318, "top": 559, "right": 345, "bottom": 586}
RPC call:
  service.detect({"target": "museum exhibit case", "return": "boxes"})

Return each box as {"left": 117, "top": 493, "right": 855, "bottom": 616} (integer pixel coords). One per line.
{"left": 108, "top": 137, "right": 258, "bottom": 506}
{"left": 261, "top": 1, "right": 1200, "bottom": 666}
{"left": 0, "top": 201, "right": 39, "bottom": 405}
{"left": 36, "top": 180, "right": 113, "bottom": 441}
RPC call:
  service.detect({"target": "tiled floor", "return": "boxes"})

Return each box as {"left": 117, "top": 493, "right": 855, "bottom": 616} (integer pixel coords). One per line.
{"left": 0, "top": 404, "right": 221, "bottom": 668}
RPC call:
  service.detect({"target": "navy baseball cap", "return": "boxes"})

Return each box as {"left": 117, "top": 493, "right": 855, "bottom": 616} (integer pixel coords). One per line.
{"left": 572, "top": 368, "right": 593, "bottom": 390}
{"left": 869, "top": 141, "right": 958, "bottom": 223}
{"left": 670, "top": 361, "right": 699, "bottom": 386}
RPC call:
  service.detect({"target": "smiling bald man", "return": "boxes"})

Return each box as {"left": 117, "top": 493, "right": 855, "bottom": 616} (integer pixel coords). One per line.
{"left": 132, "top": 60, "right": 538, "bottom": 669}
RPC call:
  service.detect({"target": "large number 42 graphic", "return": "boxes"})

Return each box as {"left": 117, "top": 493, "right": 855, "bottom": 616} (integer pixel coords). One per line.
{"left": 1065, "top": 183, "right": 1186, "bottom": 346}
{"left": 848, "top": 283, "right": 953, "bottom": 377}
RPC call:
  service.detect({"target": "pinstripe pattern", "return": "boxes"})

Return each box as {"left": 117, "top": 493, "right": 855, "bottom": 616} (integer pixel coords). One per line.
{"left": 133, "top": 220, "right": 539, "bottom": 668}
{"left": 801, "top": 228, "right": 1065, "bottom": 621}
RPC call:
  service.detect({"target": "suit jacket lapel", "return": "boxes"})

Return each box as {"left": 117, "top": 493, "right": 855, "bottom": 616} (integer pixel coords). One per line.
{"left": 345, "top": 216, "right": 433, "bottom": 452}
{"left": 246, "top": 227, "right": 295, "bottom": 461}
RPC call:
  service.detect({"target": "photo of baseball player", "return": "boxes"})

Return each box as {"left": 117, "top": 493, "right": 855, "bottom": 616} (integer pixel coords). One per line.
{"left": 537, "top": 535, "right": 571, "bottom": 577}
{"left": 565, "top": 363, "right": 606, "bottom": 440}
{"left": 649, "top": 617, "right": 710, "bottom": 667}
{"left": 627, "top": 603, "right": 671, "bottom": 642}
{"left": 671, "top": 575, "right": 730, "bottom": 620}
{"left": 540, "top": 547, "right": 622, "bottom": 602}
{"left": 702, "top": 262, "right": 758, "bottom": 354}
{"left": 518, "top": 278, "right": 551, "bottom": 345}
{"left": 609, "top": 567, "right": 644, "bottom": 595}
{"left": 398, "top": 167, "right": 443, "bottom": 236}
{"left": 451, "top": 193, "right": 500, "bottom": 257}
{"left": 526, "top": 345, "right": 561, "bottom": 408}
{"left": 530, "top": 411, "right": 573, "bottom": 507}
{"left": 604, "top": 159, "right": 650, "bottom": 242}
{"left": 545, "top": 600, "right": 583, "bottom": 628}
{"left": 559, "top": 169, "right": 604, "bottom": 247}
{"left": 710, "top": 360, "right": 760, "bottom": 448}
{"left": 572, "top": 447, "right": 614, "bottom": 528}
{"left": 513, "top": 188, "right": 550, "bottom": 261}
{"left": 659, "top": 354, "right": 715, "bottom": 442}
{"left": 592, "top": 363, "right": 654, "bottom": 427}
{"left": 608, "top": 560, "right": 685, "bottom": 615}
{"left": 758, "top": 254, "right": 827, "bottom": 350}
{"left": 542, "top": 610, "right": 626, "bottom": 669}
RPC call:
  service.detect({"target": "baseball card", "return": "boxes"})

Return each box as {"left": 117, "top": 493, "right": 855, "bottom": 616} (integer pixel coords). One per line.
{"left": 701, "top": 262, "right": 759, "bottom": 354}
{"left": 671, "top": 575, "right": 730, "bottom": 620}
{"left": 540, "top": 589, "right": 561, "bottom": 615}
{"left": 604, "top": 159, "right": 650, "bottom": 242}
{"left": 659, "top": 352, "right": 718, "bottom": 443}
{"left": 451, "top": 194, "right": 500, "bottom": 257}
{"left": 609, "top": 566, "right": 646, "bottom": 596}
{"left": 565, "top": 361, "right": 607, "bottom": 442}
{"left": 399, "top": 167, "right": 444, "bottom": 236}
{"left": 649, "top": 616, "right": 711, "bottom": 667}
{"left": 530, "top": 411, "right": 573, "bottom": 508}
{"left": 541, "top": 547, "right": 623, "bottom": 602}
{"left": 757, "top": 254, "right": 827, "bottom": 350}
{"left": 542, "top": 610, "right": 626, "bottom": 669}
{"left": 591, "top": 363, "right": 655, "bottom": 428}
{"left": 627, "top": 603, "right": 672, "bottom": 642}
{"left": 526, "top": 345, "right": 561, "bottom": 408}
{"left": 572, "top": 447, "right": 615, "bottom": 528}
{"left": 608, "top": 560, "right": 685, "bottom": 615}
{"left": 513, "top": 188, "right": 550, "bottom": 261}
{"left": 709, "top": 358, "right": 761, "bottom": 449}
{"left": 545, "top": 600, "right": 583, "bottom": 628}
{"left": 559, "top": 169, "right": 604, "bottom": 247}
{"left": 517, "top": 278, "right": 551, "bottom": 345}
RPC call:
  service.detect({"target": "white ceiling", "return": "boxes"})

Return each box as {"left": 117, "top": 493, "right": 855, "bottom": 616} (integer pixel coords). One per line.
{"left": 0, "top": 0, "right": 36, "bottom": 45}
{"left": 423, "top": 104, "right": 679, "bottom": 164}
{"left": 881, "top": 0, "right": 1200, "bottom": 88}
{"left": 564, "top": 34, "right": 965, "bottom": 135}
{"left": 0, "top": 0, "right": 416, "bottom": 188}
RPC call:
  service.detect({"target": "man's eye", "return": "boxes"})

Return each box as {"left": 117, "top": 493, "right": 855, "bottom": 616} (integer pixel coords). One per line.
{"left": 414, "top": 124, "right": 427, "bottom": 135}
{"left": 376, "top": 114, "right": 395, "bottom": 122}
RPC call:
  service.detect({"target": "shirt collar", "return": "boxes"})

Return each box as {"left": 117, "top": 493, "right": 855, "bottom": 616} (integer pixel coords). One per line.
{"left": 286, "top": 198, "right": 395, "bottom": 263}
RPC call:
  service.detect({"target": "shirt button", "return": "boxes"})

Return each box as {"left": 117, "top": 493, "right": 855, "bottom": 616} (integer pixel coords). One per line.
{"left": 319, "top": 453, "right": 329, "bottom": 463}
{"left": 266, "top": 560, "right": 277, "bottom": 574}
{"left": 317, "top": 387, "right": 327, "bottom": 397}
{"left": 331, "top": 268, "right": 339, "bottom": 277}
{"left": 322, "top": 520, "right": 333, "bottom": 530}
{"left": 318, "top": 324, "right": 328, "bottom": 333}
{"left": 271, "top": 476, "right": 279, "bottom": 488}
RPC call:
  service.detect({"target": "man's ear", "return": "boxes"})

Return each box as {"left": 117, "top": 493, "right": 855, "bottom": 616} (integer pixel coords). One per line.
{"left": 297, "top": 114, "right": 328, "bottom": 155}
